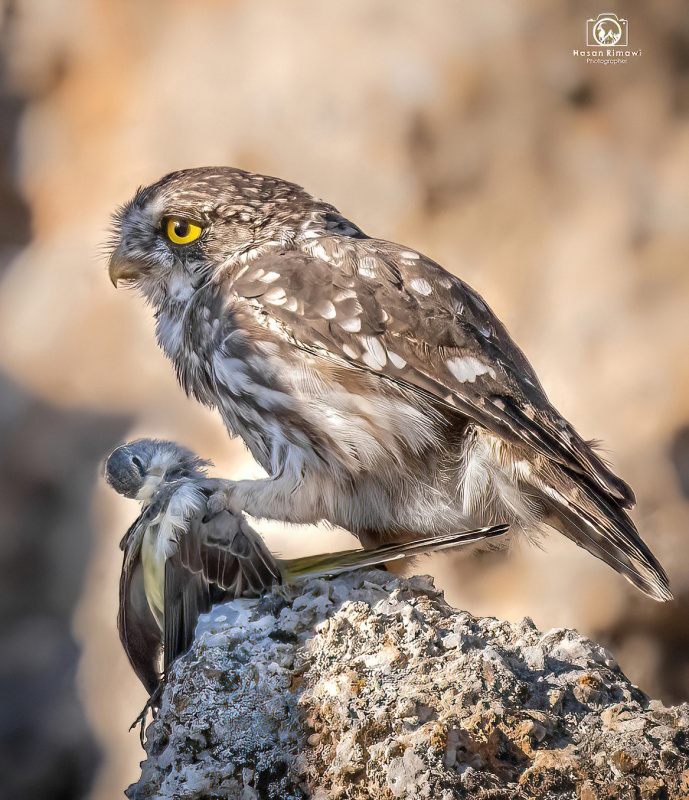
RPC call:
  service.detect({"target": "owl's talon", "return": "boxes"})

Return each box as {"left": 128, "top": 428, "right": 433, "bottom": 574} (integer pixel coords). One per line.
{"left": 206, "top": 482, "right": 240, "bottom": 517}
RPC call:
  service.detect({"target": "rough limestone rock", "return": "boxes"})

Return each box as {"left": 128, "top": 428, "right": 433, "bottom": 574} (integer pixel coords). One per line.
{"left": 127, "top": 572, "right": 689, "bottom": 799}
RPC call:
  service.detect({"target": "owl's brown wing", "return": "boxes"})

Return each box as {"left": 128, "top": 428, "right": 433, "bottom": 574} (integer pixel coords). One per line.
{"left": 231, "top": 243, "right": 633, "bottom": 507}
{"left": 229, "top": 243, "right": 672, "bottom": 601}
{"left": 164, "top": 497, "right": 282, "bottom": 673}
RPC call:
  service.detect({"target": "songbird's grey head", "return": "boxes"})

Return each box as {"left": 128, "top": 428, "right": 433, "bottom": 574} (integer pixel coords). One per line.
{"left": 107, "top": 167, "right": 327, "bottom": 306}
{"left": 105, "top": 438, "right": 210, "bottom": 502}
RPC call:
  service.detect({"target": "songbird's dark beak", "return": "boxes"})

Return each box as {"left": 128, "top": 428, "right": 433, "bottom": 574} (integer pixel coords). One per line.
{"left": 109, "top": 244, "right": 142, "bottom": 287}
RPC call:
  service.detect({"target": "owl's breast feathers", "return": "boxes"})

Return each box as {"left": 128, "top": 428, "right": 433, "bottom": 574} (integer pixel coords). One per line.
{"left": 162, "top": 257, "right": 453, "bottom": 485}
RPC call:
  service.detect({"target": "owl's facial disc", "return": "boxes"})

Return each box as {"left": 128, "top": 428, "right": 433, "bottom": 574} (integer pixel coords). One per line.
{"left": 109, "top": 167, "right": 290, "bottom": 295}
{"left": 109, "top": 199, "right": 210, "bottom": 291}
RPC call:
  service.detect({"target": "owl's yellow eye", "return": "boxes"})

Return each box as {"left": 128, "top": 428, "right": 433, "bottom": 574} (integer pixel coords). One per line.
{"left": 163, "top": 216, "right": 203, "bottom": 245}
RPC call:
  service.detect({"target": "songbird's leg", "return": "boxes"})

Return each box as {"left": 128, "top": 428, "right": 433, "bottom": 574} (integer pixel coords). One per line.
{"left": 129, "top": 683, "right": 164, "bottom": 746}
{"left": 129, "top": 703, "right": 150, "bottom": 746}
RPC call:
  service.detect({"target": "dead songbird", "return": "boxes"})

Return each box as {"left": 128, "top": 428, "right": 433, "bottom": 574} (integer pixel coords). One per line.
{"left": 108, "top": 167, "right": 670, "bottom": 601}
{"left": 105, "top": 438, "right": 508, "bottom": 696}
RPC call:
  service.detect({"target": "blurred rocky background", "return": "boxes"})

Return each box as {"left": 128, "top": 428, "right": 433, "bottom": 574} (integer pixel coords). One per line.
{"left": 0, "top": 1, "right": 687, "bottom": 797}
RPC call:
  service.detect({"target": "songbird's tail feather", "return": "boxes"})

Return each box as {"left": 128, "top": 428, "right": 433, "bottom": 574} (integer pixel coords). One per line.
{"left": 280, "top": 524, "right": 509, "bottom": 582}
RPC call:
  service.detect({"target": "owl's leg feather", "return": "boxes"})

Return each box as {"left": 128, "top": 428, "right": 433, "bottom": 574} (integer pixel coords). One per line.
{"left": 206, "top": 474, "right": 323, "bottom": 525}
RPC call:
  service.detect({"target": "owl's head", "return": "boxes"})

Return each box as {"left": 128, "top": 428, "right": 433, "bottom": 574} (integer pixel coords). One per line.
{"left": 108, "top": 167, "right": 324, "bottom": 305}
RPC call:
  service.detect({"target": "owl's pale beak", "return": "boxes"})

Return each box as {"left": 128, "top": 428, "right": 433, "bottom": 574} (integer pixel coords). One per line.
{"left": 109, "top": 244, "right": 142, "bottom": 287}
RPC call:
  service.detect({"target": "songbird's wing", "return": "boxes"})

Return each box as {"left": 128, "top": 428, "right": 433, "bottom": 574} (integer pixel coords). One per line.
{"left": 163, "top": 554, "right": 213, "bottom": 675}
{"left": 176, "top": 497, "right": 282, "bottom": 596}
{"left": 118, "top": 514, "right": 162, "bottom": 696}
{"left": 164, "top": 495, "right": 282, "bottom": 671}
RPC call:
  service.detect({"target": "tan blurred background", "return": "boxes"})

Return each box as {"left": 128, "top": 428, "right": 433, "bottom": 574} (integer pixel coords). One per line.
{"left": 0, "top": 0, "right": 688, "bottom": 797}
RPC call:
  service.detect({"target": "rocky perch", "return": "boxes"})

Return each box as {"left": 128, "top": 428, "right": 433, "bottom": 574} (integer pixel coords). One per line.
{"left": 127, "top": 571, "right": 689, "bottom": 799}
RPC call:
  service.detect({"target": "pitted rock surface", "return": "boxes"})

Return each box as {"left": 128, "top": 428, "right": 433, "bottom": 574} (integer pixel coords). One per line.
{"left": 127, "top": 572, "right": 689, "bottom": 799}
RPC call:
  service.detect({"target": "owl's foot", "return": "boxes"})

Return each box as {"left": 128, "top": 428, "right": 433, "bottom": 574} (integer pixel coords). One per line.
{"left": 204, "top": 479, "right": 242, "bottom": 519}
{"left": 204, "top": 475, "right": 312, "bottom": 524}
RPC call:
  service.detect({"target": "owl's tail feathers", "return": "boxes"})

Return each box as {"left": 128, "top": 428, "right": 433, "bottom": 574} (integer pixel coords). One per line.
{"left": 535, "top": 476, "right": 671, "bottom": 602}
{"left": 279, "top": 524, "right": 509, "bottom": 582}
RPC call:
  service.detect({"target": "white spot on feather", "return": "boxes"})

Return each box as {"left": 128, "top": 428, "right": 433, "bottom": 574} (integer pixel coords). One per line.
{"left": 447, "top": 356, "right": 496, "bottom": 383}
{"left": 260, "top": 271, "right": 281, "bottom": 283}
{"left": 318, "top": 300, "right": 336, "bottom": 319}
{"left": 339, "top": 317, "right": 362, "bottom": 333}
{"left": 359, "top": 256, "right": 377, "bottom": 278}
{"left": 362, "top": 353, "right": 380, "bottom": 370}
{"left": 264, "top": 287, "right": 287, "bottom": 305}
{"left": 361, "top": 336, "right": 387, "bottom": 369}
{"left": 308, "top": 242, "right": 329, "bottom": 260}
{"left": 409, "top": 278, "right": 433, "bottom": 296}
{"left": 388, "top": 351, "right": 406, "bottom": 369}
{"left": 334, "top": 289, "right": 357, "bottom": 302}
